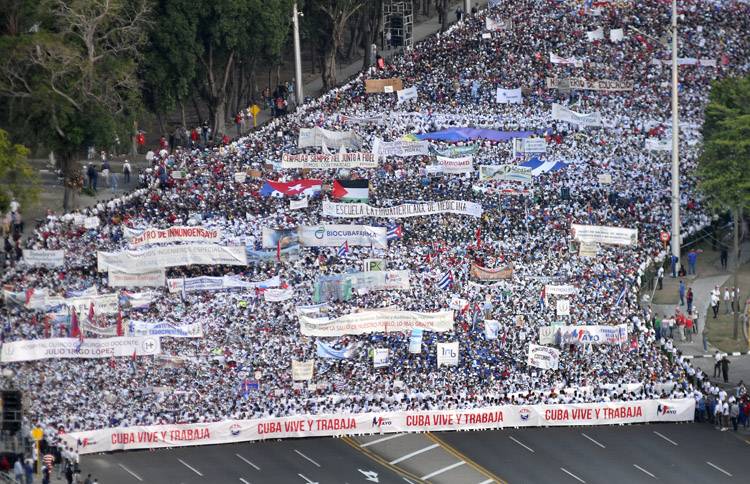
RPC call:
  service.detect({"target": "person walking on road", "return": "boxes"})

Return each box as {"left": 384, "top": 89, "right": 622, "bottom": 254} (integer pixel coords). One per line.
{"left": 657, "top": 266, "right": 664, "bottom": 289}
{"left": 724, "top": 287, "right": 731, "bottom": 315}
{"left": 679, "top": 281, "right": 685, "bottom": 306}
{"left": 721, "top": 356, "right": 731, "bottom": 383}
{"left": 702, "top": 326, "right": 709, "bottom": 352}
{"left": 687, "top": 249, "right": 697, "bottom": 275}
{"left": 714, "top": 351, "right": 722, "bottom": 377}
{"left": 123, "top": 160, "right": 131, "bottom": 184}
{"left": 686, "top": 287, "right": 693, "bottom": 313}
{"left": 711, "top": 292, "right": 720, "bottom": 318}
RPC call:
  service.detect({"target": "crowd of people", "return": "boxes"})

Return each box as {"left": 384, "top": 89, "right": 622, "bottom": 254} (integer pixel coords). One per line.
{"left": 2, "top": 0, "right": 750, "bottom": 464}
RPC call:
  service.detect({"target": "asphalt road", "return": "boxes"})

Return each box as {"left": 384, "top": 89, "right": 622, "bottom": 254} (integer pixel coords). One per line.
{"left": 81, "top": 423, "right": 749, "bottom": 484}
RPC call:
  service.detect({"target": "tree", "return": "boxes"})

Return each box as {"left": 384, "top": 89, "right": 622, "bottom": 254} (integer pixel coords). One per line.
{"left": 311, "top": 0, "right": 364, "bottom": 92}
{"left": 0, "top": 128, "right": 38, "bottom": 214}
{"left": 697, "top": 76, "right": 750, "bottom": 340}
{"left": 0, "top": 0, "right": 150, "bottom": 210}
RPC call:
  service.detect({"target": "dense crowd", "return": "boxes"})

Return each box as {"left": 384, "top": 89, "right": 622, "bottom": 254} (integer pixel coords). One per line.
{"left": 2, "top": 0, "right": 750, "bottom": 455}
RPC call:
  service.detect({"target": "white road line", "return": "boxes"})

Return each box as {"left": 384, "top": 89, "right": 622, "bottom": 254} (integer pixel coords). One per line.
{"left": 421, "top": 461, "right": 466, "bottom": 479}
{"left": 509, "top": 436, "right": 535, "bottom": 452}
{"left": 560, "top": 468, "right": 585, "bottom": 483}
{"left": 236, "top": 454, "right": 261, "bottom": 471}
{"left": 239, "top": 479, "right": 252, "bottom": 484}
{"left": 389, "top": 443, "right": 440, "bottom": 464}
{"left": 402, "top": 478, "right": 415, "bottom": 483}
{"left": 633, "top": 464, "right": 656, "bottom": 478}
{"left": 294, "top": 449, "right": 321, "bottom": 467}
{"left": 118, "top": 463, "right": 143, "bottom": 481}
{"left": 177, "top": 458, "right": 203, "bottom": 476}
{"left": 361, "top": 433, "right": 405, "bottom": 447}
{"left": 477, "top": 480, "right": 495, "bottom": 484}
{"left": 706, "top": 461, "right": 732, "bottom": 477}
{"left": 653, "top": 431, "right": 678, "bottom": 446}
{"left": 581, "top": 433, "right": 606, "bottom": 449}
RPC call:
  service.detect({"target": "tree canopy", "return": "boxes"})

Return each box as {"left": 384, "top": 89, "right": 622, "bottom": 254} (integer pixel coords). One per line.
{"left": 0, "top": 128, "right": 38, "bottom": 214}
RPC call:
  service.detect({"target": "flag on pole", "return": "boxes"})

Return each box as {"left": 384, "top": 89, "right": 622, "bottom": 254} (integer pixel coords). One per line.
{"left": 500, "top": 330, "right": 507, "bottom": 349}
{"left": 437, "top": 270, "right": 454, "bottom": 290}
{"left": 70, "top": 308, "right": 80, "bottom": 338}
{"left": 475, "top": 227, "right": 482, "bottom": 247}
{"left": 88, "top": 301, "right": 95, "bottom": 324}
{"left": 387, "top": 224, "right": 402, "bottom": 240}
{"left": 44, "top": 316, "right": 50, "bottom": 338}
{"left": 130, "top": 349, "right": 137, "bottom": 374}
{"left": 117, "top": 309, "right": 123, "bottom": 337}
{"left": 615, "top": 284, "right": 628, "bottom": 307}
{"left": 276, "top": 239, "right": 281, "bottom": 261}
{"left": 472, "top": 303, "right": 481, "bottom": 329}
{"left": 337, "top": 241, "right": 349, "bottom": 257}
{"left": 628, "top": 338, "right": 638, "bottom": 354}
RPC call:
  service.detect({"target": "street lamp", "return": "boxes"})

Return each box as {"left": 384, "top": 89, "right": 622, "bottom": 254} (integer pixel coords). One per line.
{"left": 292, "top": 3, "right": 304, "bottom": 106}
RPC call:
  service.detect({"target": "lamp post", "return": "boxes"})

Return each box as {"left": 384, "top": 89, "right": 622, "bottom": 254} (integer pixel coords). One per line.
{"left": 670, "top": 0, "right": 680, "bottom": 273}
{"left": 292, "top": 2, "right": 304, "bottom": 106}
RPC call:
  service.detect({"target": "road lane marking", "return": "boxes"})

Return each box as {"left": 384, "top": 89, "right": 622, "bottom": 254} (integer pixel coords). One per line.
{"left": 421, "top": 461, "right": 466, "bottom": 479}
{"left": 177, "top": 458, "right": 203, "bottom": 476}
{"left": 581, "top": 433, "right": 605, "bottom": 448}
{"left": 118, "top": 464, "right": 143, "bottom": 481}
{"left": 361, "top": 433, "right": 405, "bottom": 447}
{"left": 239, "top": 479, "right": 252, "bottom": 484}
{"left": 389, "top": 444, "right": 439, "bottom": 464}
{"left": 425, "top": 432, "right": 508, "bottom": 484}
{"left": 294, "top": 449, "right": 321, "bottom": 467}
{"left": 340, "top": 436, "right": 431, "bottom": 484}
{"left": 706, "top": 461, "right": 732, "bottom": 476}
{"left": 653, "top": 431, "right": 678, "bottom": 446}
{"left": 509, "top": 436, "right": 535, "bottom": 452}
{"left": 560, "top": 468, "right": 585, "bottom": 483}
{"left": 236, "top": 454, "right": 261, "bottom": 470}
{"left": 633, "top": 464, "right": 656, "bottom": 478}
{"left": 477, "top": 480, "right": 495, "bottom": 484}
{"left": 298, "top": 474, "right": 317, "bottom": 484}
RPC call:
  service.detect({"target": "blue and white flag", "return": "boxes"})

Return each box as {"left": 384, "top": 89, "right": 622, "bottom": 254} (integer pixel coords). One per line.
{"left": 615, "top": 284, "right": 628, "bottom": 307}
{"left": 316, "top": 340, "right": 356, "bottom": 359}
{"left": 437, "top": 271, "right": 454, "bottom": 290}
{"left": 337, "top": 241, "right": 349, "bottom": 257}
{"left": 408, "top": 328, "right": 423, "bottom": 354}
{"left": 484, "top": 320, "right": 499, "bottom": 340}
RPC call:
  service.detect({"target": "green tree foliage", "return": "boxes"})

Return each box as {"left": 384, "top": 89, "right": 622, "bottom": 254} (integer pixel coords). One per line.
{"left": 0, "top": 128, "right": 38, "bottom": 214}
{"left": 0, "top": 0, "right": 150, "bottom": 210}
{"left": 698, "top": 76, "right": 750, "bottom": 339}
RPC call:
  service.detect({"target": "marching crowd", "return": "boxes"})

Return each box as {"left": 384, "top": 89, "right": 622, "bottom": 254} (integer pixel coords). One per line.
{"left": 2, "top": 0, "right": 750, "bottom": 461}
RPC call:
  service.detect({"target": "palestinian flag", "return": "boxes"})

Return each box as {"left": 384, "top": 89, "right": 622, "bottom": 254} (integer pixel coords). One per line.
{"left": 332, "top": 179, "right": 369, "bottom": 203}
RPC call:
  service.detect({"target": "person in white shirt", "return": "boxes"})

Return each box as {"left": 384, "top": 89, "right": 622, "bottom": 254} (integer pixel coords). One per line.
{"left": 724, "top": 287, "right": 731, "bottom": 314}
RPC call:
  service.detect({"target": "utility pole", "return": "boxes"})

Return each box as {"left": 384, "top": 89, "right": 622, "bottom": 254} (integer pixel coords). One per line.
{"left": 293, "top": 2, "right": 304, "bottom": 106}
{"left": 670, "top": 0, "right": 680, "bottom": 272}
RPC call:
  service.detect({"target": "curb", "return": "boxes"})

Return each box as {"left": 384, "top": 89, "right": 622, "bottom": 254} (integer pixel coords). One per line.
{"left": 683, "top": 351, "right": 749, "bottom": 359}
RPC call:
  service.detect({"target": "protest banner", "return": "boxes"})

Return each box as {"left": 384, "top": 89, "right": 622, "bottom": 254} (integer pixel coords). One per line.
{"left": 166, "top": 275, "right": 279, "bottom": 293}
{"left": 552, "top": 103, "right": 602, "bottom": 126}
{"left": 60, "top": 399, "right": 695, "bottom": 454}
{"left": 130, "top": 321, "right": 204, "bottom": 338}
{"left": 108, "top": 269, "right": 166, "bottom": 288}
{"left": 290, "top": 198, "right": 309, "bottom": 210}
{"left": 292, "top": 359, "right": 315, "bottom": 380}
{"left": 409, "top": 328, "right": 423, "bottom": 354}
{"left": 449, "top": 297, "right": 469, "bottom": 310}
{"left": 123, "top": 226, "right": 221, "bottom": 248}
{"left": 322, "top": 200, "right": 481, "bottom": 219}
{"left": 550, "top": 53, "right": 577, "bottom": 64}
{"left": 556, "top": 300, "right": 570, "bottom": 316}
{"left": 470, "top": 265, "right": 514, "bottom": 281}
{"left": 396, "top": 86, "right": 418, "bottom": 103}
{"left": 486, "top": 17, "right": 512, "bottom": 30}
{"left": 645, "top": 139, "right": 671, "bottom": 151}
{"left": 97, "top": 245, "right": 248, "bottom": 273}
{"left": 63, "top": 294, "right": 119, "bottom": 316}
{"left": 513, "top": 138, "right": 547, "bottom": 155}
{"left": 496, "top": 87, "right": 522, "bottom": 104}
{"left": 437, "top": 342, "right": 459, "bottom": 366}
{"left": 435, "top": 155, "right": 474, "bottom": 174}
{"left": 343, "top": 271, "right": 410, "bottom": 291}
{"left": 22, "top": 250, "right": 65, "bottom": 267}
{"left": 528, "top": 344, "right": 560, "bottom": 370}
{"left": 338, "top": 114, "right": 386, "bottom": 125}
{"left": 281, "top": 152, "right": 379, "bottom": 169}
{"left": 373, "top": 348, "right": 389, "bottom": 368}
{"left": 372, "top": 137, "right": 430, "bottom": 157}
{"left": 262, "top": 226, "right": 387, "bottom": 249}
{"left": 546, "top": 77, "right": 634, "bottom": 91}
{"left": 545, "top": 285, "right": 576, "bottom": 296}
{"left": 571, "top": 224, "right": 638, "bottom": 246}
{"left": 298, "top": 127, "right": 363, "bottom": 150}
{"left": 365, "top": 78, "right": 404, "bottom": 92}
{"left": 84, "top": 217, "right": 100, "bottom": 229}
{"left": 0, "top": 336, "right": 161, "bottom": 362}
{"left": 430, "top": 145, "right": 479, "bottom": 157}
{"left": 538, "top": 324, "right": 628, "bottom": 345}
{"left": 264, "top": 289, "right": 295, "bottom": 302}
{"left": 299, "top": 310, "right": 454, "bottom": 336}
{"left": 484, "top": 320, "right": 499, "bottom": 339}
{"left": 479, "top": 165, "right": 533, "bottom": 183}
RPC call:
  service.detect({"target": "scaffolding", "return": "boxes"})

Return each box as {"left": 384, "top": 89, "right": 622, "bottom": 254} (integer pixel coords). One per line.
{"left": 382, "top": 1, "right": 414, "bottom": 51}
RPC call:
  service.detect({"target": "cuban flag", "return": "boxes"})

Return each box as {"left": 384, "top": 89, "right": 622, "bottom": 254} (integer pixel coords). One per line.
{"left": 540, "top": 286, "right": 547, "bottom": 311}
{"left": 337, "top": 241, "right": 349, "bottom": 257}
{"left": 260, "top": 179, "right": 323, "bottom": 197}
{"left": 472, "top": 303, "right": 481, "bottom": 329}
{"left": 615, "top": 284, "right": 628, "bottom": 307}
{"left": 70, "top": 308, "right": 80, "bottom": 339}
{"left": 437, "top": 270, "right": 454, "bottom": 290}
{"left": 628, "top": 338, "right": 638, "bottom": 354}
{"left": 387, "top": 225, "right": 402, "bottom": 240}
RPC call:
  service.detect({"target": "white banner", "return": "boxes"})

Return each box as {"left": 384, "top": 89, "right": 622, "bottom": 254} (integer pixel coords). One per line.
{"left": 298, "top": 127, "right": 363, "bottom": 150}
{"left": 545, "top": 285, "right": 576, "bottom": 296}
{"left": 22, "top": 250, "right": 65, "bottom": 267}
{"left": 264, "top": 288, "right": 295, "bottom": 302}
{"left": 299, "top": 310, "right": 454, "bottom": 336}
{"left": 651, "top": 58, "right": 717, "bottom": 67}
{"left": 550, "top": 53, "right": 577, "bottom": 64}
{"left": 130, "top": 321, "right": 203, "bottom": 338}
{"left": 281, "top": 152, "right": 379, "bottom": 169}
{"left": 292, "top": 359, "right": 315, "bottom": 380}
{"left": 61, "top": 400, "right": 695, "bottom": 454}
{"left": 538, "top": 324, "right": 629, "bottom": 345}
{"left": 108, "top": 269, "right": 166, "bottom": 288}
{"left": 81, "top": 321, "right": 119, "bottom": 337}
{"left": 372, "top": 137, "right": 430, "bottom": 157}
{"left": 64, "top": 294, "right": 119, "bottom": 316}
{"left": 645, "top": 139, "right": 671, "bottom": 151}
{"left": 0, "top": 336, "right": 160, "bottom": 362}
{"left": 97, "top": 245, "right": 248, "bottom": 273}
{"left": 610, "top": 28, "right": 624, "bottom": 42}
{"left": 436, "top": 155, "right": 474, "bottom": 174}
{"left": 528, "top": 344, "right": 560, "bottom": 370}
{"left": 437, "top": 342, "right": 459, "bottom": 366}
{"left": 571, "top": 223, "right": 638, "bottom": 246}
{"left": 485, "top": 17, "right": 512, "bottom": 30}
{"left": 344, "top": 271, "right": 410, "bottom": 291}
{"left": 290, "top": 198, "right": 309, "bottom": 210}
{"left": 586, "top": 27, "right": 604, "bottom": 41}
{"left": 546, "top": 77, "right": 634, "bottom": 91}
{"left": 409, "top": 328, "right": 423, "bottom": 354}
{"left": 397, "top": 86, "right": 418, "bottom": 103}
{"left": 484, "top": 319, "right": 499, "bottom": 339}
{"left": 514, "top": 138, "right": 547, "bottom": 154}
{"left": 449, "top": 297, "right": 469, "bottom": 310}
{"left": 373, "top": 348, "right": 389, "bottom": 368}
{"left": 262, "top": 226, "right": 387, "bottom": 249}
{"left": 556, "top": 300, "right": 570, "bottom": 316}
{"left": 166, "top": 275, "right": 279, "bottom": 293}
{"left": 552, "top": 103, "right": 602, "bottom": 126}
{"left": 84, "top": 217, "right": 100, "bottom": 229}
{"left": 496, "top": 87, "right": 522, "bottom": 104}
{"left": 322, "top": 200, "right": 482, "bottom": 219}
{"left": 479, "top": 165, "right": 532, "bottom": 183}
{"left": 234, "top": 172, "right": 246, "bottom": 183}
{"left": 124, "top": 226, "right": 221, "bottom": 248}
